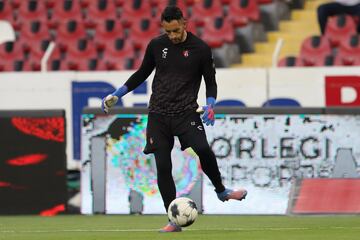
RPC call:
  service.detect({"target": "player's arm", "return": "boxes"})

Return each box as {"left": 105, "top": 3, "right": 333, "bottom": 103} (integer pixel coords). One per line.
{"left": 102, "top": 41, "right": 156, "bottom": 113}
{"left": 198, "top": 45, "right": 217, "bottom": 126}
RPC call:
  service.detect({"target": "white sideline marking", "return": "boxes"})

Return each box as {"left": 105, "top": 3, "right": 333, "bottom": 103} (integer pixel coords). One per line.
{"left": 1, "top": 226, "right": 360, "bottom": 233}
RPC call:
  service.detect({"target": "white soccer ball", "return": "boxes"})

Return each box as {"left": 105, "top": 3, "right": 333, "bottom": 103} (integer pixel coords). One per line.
{"left": 167, "top": 197, "right": 198, "bottom": 227}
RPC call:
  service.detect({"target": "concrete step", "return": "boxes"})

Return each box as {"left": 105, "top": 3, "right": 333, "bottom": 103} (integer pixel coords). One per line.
{"left": 267, "top": 32, "right": 308, "bottom": 43}
{"left": 254, "top": 42, "right": 300, "bottom": 56}
{"left": 279, "top": 21, "right": 319, "bottom": 34}
{"left": 240, "top": 53, "right": 274, "bottom": 67}
{"left": 304, "top": 0, "right": 331, "bottom": 10}
{"left": 292, "top": 10, "right": 317, "bottom": 21}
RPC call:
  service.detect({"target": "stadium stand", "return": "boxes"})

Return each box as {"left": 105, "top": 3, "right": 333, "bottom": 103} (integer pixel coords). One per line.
{"left": 127, "top": 18, "right": 161, "bottom": 51}
{"left": 93, "top": 19, "right": 125, "bottom": 51}
{"left": 101, "top": 38, "right": 136, "bottom": 70}
{"left": 85, "top": 0, "right": 118, "bottom": 27}
{"left": 0, "top": 41, "right": 25, "bottom": 71}
{"left": 190, "top": 0, "right": 224, "bottom": 26}
{"left": 1, "top": 0, "right": 360, "bottom": 71}
{"left": 0, "top": 0, "right": 14, "bottom": 23}
{"left": 15, "top": 0, "right": 49, "bottom": 27}
{"left": 19, "top": 20, "right": 52, "bottom": 48}
{"left": 49, "top": 0, "right": 84, "bottom": 28}
{"left": 120, "top": 0, "right": 154, "bottom": 28}
{"left": 228, "top": 0, "right": 261, "bottom": 22}
{"left": 201, "top": 17, "right": 239, "bottom": 67}
{"left": 55, "top": 20, "right": 88, "bottom": 51}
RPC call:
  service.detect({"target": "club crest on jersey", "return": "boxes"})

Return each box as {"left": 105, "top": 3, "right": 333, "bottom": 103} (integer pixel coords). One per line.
{"left": 183, "top": 50, "right": 189, "bottom": 57}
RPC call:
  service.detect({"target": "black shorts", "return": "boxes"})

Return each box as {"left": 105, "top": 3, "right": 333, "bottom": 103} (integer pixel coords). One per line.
{"left": 143, "top": 110, "right": 208, "bottom": 154}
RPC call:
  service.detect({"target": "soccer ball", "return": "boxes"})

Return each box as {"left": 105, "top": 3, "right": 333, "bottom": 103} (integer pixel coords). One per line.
{"left": 167, "top": 197, "right": 198, "bottom": 227}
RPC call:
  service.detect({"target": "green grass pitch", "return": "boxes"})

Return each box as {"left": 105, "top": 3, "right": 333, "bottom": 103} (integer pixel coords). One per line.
{"left": 0, "top": 215, "right": 359, "bottom": 240}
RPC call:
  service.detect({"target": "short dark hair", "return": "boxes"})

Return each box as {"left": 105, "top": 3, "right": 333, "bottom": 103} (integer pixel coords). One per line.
{"left": 161, "top": 6, "right": 184, "bottom": 22}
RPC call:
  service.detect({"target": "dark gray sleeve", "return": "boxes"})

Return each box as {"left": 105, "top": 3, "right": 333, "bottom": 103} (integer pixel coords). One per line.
{"left": 201, "top": 45, "right": 217, "bottom": 99}
{"left": 124, "top": 40, "right": 156, "bottom": 92}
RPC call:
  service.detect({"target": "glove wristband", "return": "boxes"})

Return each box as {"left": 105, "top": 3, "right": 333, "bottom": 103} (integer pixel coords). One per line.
{"left": 206, "top": 97, "right": 216, "bottom": 107}
{"left": 112, "top": 85, "right": 128, "bottom": 98}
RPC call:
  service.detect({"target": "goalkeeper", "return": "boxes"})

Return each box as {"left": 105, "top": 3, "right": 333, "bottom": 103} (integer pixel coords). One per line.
{"left": 102, "top": 6, "right": 247, "bottom": 233}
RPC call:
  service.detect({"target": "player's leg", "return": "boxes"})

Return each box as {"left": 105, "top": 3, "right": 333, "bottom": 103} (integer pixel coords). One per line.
{"left": 155, "top": 145, "right": 184, "bottom": 232}
{"left": 143, "top": 113, "right": 180, "bottom": 232}
{"left": 144, "top": 112, "right": 176, "bottom": 211}
{"left": 176, "top": 111, "right": 247, "bottom": 202}
{"left": 154, "top": 145, "right": 176, "bottom": 211}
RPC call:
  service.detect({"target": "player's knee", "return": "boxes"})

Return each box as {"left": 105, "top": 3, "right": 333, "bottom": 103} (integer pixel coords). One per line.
{"left": 193, "top": 144, "right": 211, "bottom": 156}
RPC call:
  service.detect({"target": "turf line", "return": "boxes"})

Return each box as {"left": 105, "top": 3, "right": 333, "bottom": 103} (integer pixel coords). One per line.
{"left": 1, "top": 226, "right": 360, "bottom": 233}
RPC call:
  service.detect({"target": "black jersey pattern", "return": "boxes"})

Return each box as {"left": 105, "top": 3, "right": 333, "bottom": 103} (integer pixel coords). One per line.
{"left": 124, "top": 32, "right": 217, "bottom": 116}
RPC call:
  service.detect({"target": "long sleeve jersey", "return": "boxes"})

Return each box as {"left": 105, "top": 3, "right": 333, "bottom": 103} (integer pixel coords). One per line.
{"left": 123, "top": 32, "right": 217, "bottom": 116}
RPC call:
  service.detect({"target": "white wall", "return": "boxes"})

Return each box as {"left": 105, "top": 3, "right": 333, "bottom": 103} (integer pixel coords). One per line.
{"left": 1, "top": 67, "right": 360, "bottom": 168}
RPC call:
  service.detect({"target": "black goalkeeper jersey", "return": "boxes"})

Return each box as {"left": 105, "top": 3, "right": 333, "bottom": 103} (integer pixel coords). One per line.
{"left": 124, "top": 32, "right": 217, "bottom": 116}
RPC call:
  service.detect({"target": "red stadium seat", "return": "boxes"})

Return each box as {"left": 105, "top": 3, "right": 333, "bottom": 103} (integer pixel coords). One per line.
{"left": 0, "top": 0, "right": 15, "bottom": 22}
{"left": 191, "top": 0, "right": 224, "bottom": 26}
{"left": 334, "top": 49, "right": 360, "bottom": 66}
{"left": 220, "top": 0, "right": 231, "bottom": 4}
{"left": 102, "top": 38, "right": 135, "bottom": 58}
{"left": 132, "top": 56, "right": 143, "bottom": 69}
{"left": 201, "top": 17, "right": 234, "bottom": 48}
{"left": 26, "top": 39, "right": 51, "bottom": 60}
{"left": 66, "top": 38, "right": 98, "bottom": 60}
{"left": 88, "top": 58, "right": 109, "bottom": 71}
{"left": 121, "top": 0, "right": 153, "bottom": 27}
{"left": 228, "top": 0, "right": 260, "bottom": 22}
{"left": 335, "top": 35, "right": 360, "bottom": 66}
{"left": 23, "top": 40, "right": 50, "bottom": 71}
{"left": 22, "top": 53, "right": 42, "bottom": 71}
{"left": 51, "top": 58, "right": 77, "bottom": 70}
{"left": 50, "top": 0, "right": 84, "bottom": 28}
{"left": 16, "top": 0, "right": 48, "bottom": 24}
{"left": 0, "top": 58, "right": 25, "bottom": 71}
{"left": 55, "top": 20, "right": 88, "bottom": 51}
{"left": 47, "top": 45, "right": 64, "bottom": 70}
{"left": 85, "top": 0, "right": 118, "bottom": 27}
{"left": 325, "top": 14, "right": 357, "bottom": 47}
{"left": 93, "top": 19, "right": 125, "bottom": 50}
{"left": 49, "top": 57, "right": 104, "bottom": 71}
{"left": 0, "top": 41, "right": 24, "bottom": 60}
{"left": 128, "top": 18, "right": 160, "bottom": 50}
{"left": 339, "top": 34, "right": 360, "bottom": 54}
{"left": 102, "top": 38, "right": 136, "bottom": 70}
{"left": 226, "top": 8, "right": 248, "bottom": 28}
{"left": 277, "top": 56, "right": 304, "bottom": 67}
{"left": 19, "top": 20, "right": 52, "bottom": 51}
{"left": 73, "top": 58, "right": 106, "bottom": 71}
{"left": 186, "top": 19, "right": 198, "bottom": 35}
{"left": 0, "top": 41, "right": 25, "bottom": 71}
{"left": 113, "top": 0, "right": 125, "bottom": 7}
{"left": 102, "top": 53, "right": 135, "bottom": 70}
{"left": 299, "top": 35, "right": 332, "bottom": 66}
